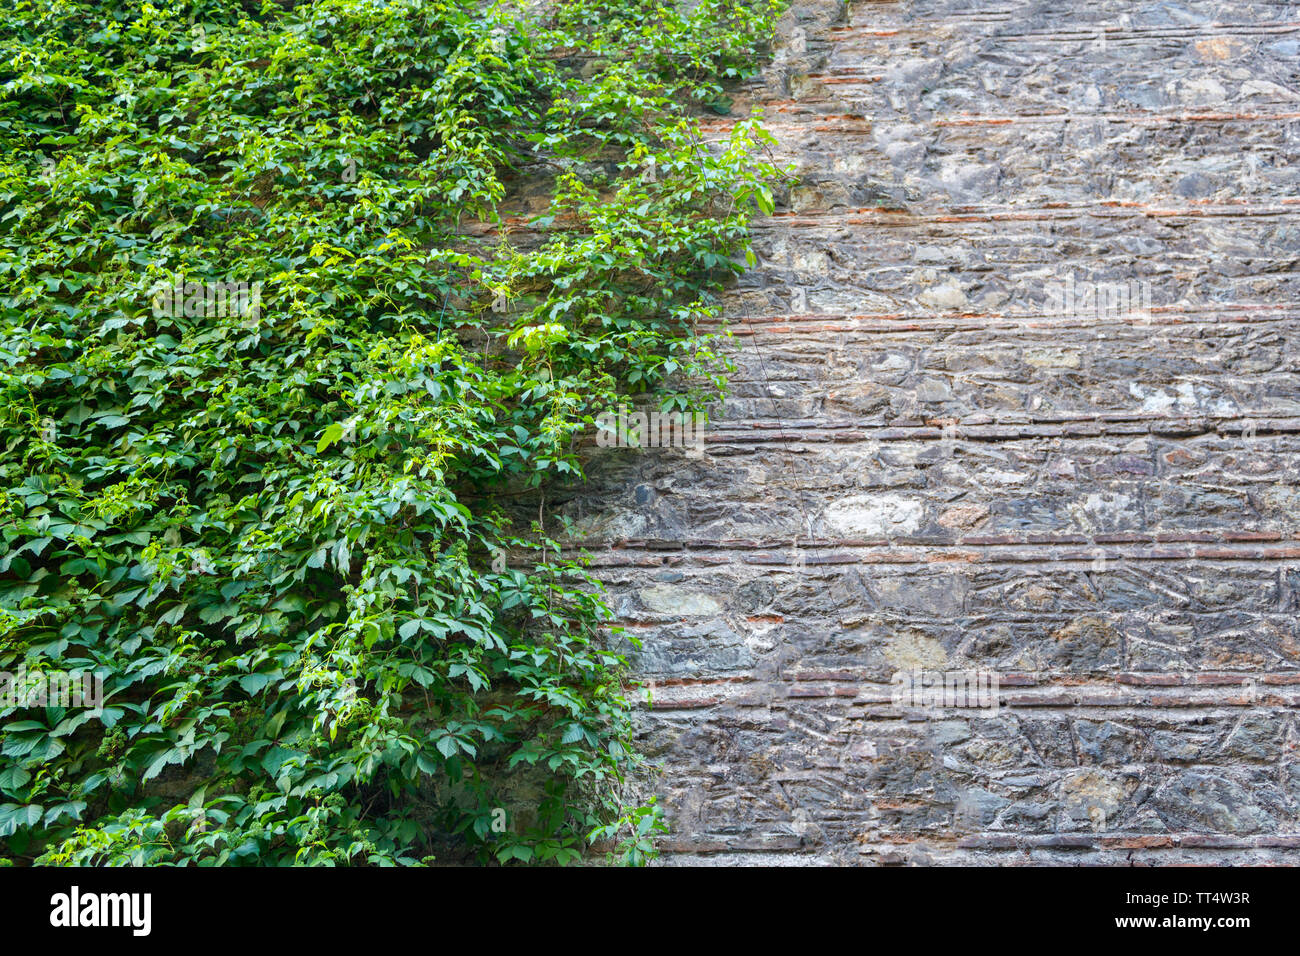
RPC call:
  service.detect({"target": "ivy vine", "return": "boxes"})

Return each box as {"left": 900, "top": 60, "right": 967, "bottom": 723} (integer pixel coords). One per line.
{"left": 0, "top": 0, "right": 783, "bottom": 865}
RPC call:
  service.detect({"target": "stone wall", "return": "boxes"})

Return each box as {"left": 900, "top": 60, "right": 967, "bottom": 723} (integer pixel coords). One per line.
{"left": 560, "top": 0, "right": 1300, "bottom": 864}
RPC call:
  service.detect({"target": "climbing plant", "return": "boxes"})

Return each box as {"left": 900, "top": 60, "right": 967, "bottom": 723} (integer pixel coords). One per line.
{"left": 0, "top": 0, "right": 783, "bottom": 865}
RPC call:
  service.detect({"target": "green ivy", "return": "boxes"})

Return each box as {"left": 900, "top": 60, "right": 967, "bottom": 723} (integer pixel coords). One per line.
{"left": 0, "top": 0, "right": 783, "bottom": 865}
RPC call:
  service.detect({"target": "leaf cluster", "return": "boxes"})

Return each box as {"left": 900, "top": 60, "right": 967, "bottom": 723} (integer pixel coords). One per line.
{"left": 0, "top": 0, "right": 785, "bottom": 865}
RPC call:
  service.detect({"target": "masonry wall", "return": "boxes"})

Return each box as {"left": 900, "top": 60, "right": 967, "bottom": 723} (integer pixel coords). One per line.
{"left": 560, "top": 0, "right": 1300, "bottom": 864}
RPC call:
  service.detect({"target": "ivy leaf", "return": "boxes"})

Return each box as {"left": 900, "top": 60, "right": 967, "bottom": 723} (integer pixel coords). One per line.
{"left": 316, "top": 422, "right": 345, "bottom": 453}
{"left": 0, "top": 768, "right": 32, "bottom": 792}
{"left": 0, "top": 804, "right": 43, "bottom": 838}
{"left": 239, "top": 674, "right": 272, "bottom": 695}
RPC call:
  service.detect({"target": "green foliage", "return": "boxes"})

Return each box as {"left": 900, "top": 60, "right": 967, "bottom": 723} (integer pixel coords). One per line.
{"left": 0, "top": 0, "right": 783, "bottom": 865}
{"left": 589, "top": 795, "right": 669, "bottom": 867}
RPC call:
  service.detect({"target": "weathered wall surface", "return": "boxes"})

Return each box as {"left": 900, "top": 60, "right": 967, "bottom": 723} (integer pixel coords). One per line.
{"left": 561, "top": 0, "right": 1300, "bottom": 863}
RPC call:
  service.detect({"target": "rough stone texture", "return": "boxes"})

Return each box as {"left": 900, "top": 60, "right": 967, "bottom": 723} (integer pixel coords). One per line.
{"left": 561, "top": 0, "right": 1300, "bottom": 864}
